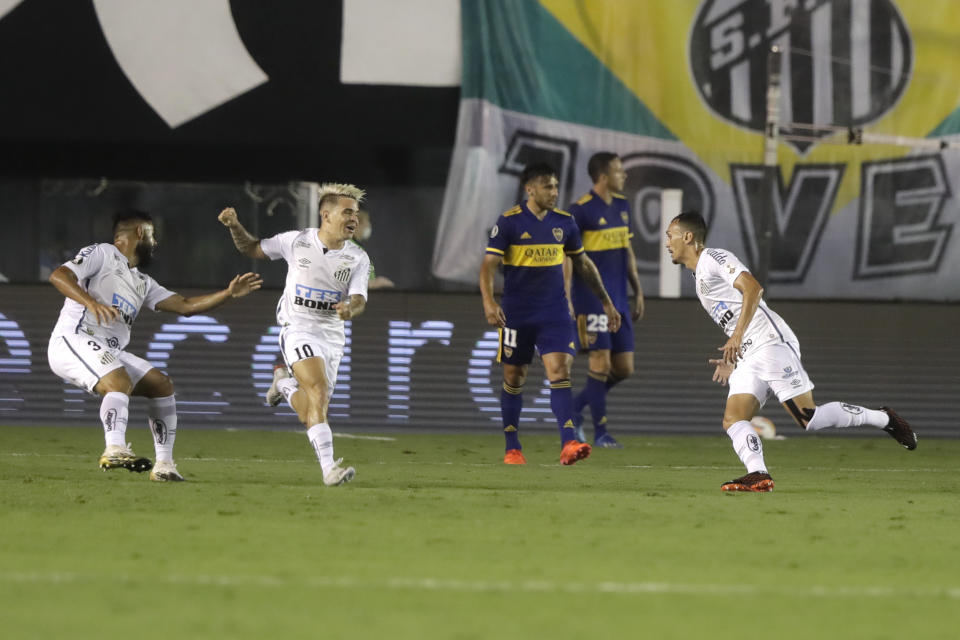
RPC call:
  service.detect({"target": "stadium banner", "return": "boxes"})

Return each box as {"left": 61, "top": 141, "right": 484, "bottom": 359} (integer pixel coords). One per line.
{"left": 433, "top": 0, "right": 960, "bottom": 300}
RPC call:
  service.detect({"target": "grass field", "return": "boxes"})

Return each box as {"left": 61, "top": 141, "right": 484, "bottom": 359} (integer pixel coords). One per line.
{"left": 1, "top": 425, "right": 958, "bottom": 639}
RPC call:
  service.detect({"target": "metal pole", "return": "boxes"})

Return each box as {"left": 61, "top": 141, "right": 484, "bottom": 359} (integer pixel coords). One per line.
{"left": 756, "top": 45, "right": 782, "bottom": 289}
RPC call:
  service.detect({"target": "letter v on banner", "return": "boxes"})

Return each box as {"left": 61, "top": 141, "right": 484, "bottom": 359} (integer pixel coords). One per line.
{"left": 730, "top": 163, "right": 845, "bottom": 283}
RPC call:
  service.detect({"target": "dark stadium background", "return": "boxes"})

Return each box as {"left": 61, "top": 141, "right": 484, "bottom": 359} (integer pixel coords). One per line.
{"left": 0, "top": 0, "right": 956, "bottom": 435}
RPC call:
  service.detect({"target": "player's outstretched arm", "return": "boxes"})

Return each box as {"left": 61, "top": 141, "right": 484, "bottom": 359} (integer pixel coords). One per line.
{"left": 570, "top": 253, "right": 621, "bottom": 333}
{"left": 155, "top": 272, "right": 263, "bottom": 316}
{"left": 48, "top": 265, "right": 118, "bottom": 326}
{"left": 218, "top": 207, "right": 268, "bottom": 260}
{"left": 334, "top": 294, "right": 366, "bottom": 321}
{"left": 478, "top": 254, "right": 506, "bottom": 327}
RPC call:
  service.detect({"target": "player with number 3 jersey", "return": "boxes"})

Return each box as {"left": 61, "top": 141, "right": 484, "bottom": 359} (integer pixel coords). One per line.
{"left": 47, "top": 210, "right": 262, "bottom": 481}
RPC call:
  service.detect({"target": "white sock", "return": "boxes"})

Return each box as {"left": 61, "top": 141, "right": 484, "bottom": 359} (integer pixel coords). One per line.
{"left": 148, "top": 394, "right": 177, "bottom": 462}
{"left": 726, "top": 420, "right": 767, "bottom": 473}
{"left": 806, "top": 402, "right": 889, "bottom": 431}
{"left": 100, "top": 392, "right": 129, "bottom": 448}
{"left": 307, "top": 423, "right": 335, "bottom": 473}
{"left": 278, "top": 378, "right": 299, "bottom": 407}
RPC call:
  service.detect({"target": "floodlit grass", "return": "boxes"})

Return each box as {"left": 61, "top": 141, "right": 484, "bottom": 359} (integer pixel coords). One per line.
{"left": 1, "top": 425, "right": 957, "bottom": 639}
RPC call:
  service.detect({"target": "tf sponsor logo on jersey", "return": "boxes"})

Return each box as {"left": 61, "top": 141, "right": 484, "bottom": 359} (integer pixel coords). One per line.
{"left": 711, "top": 301, "right": 735, "bottom": 329}
{"left": 293, "top": 283, "right": 341, "bottom": 311}
{"left": 111, "top": 293, "right": 138, "bottom": 327}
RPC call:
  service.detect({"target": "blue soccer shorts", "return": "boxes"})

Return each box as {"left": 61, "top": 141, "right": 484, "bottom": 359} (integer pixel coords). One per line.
{"left": 498, "top": 319, "right": 576, "bottom": 365}
{"left": 574, "top": 310, "right": 634, "bottom": 354}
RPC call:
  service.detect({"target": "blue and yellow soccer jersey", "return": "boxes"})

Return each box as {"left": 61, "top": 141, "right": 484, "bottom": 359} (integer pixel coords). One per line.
{"left": 568, "top": 190, "right": 633, "bottom": 314}
{"left": 486, "top": 202, "right": 584, "bottom": 324}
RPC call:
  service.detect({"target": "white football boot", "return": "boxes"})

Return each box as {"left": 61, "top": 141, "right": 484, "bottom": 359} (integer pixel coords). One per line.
{"left": 98, "top": 443, "right": 152, "bottom": 473}
{"left": 150, "top": 459, "right": 185, "bottom": 482}
{"left": 323, "top": 458, "right": 356, "bottom": 486}
{"left": 265, "top": 365, "right": 291, "bottom": 407}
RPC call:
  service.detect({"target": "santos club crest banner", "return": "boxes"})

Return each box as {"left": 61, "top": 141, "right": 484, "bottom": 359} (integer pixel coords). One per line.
{"left": 432, "top": 0, "right": 960, "bottom": 300}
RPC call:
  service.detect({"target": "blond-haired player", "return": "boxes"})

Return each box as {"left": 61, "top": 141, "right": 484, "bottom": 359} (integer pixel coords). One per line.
{"left": 218, "top": 183, "right": 370, "bottom": 486}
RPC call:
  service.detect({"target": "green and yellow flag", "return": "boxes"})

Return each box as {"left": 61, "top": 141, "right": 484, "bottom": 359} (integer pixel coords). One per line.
{"left": 433, "top": 0, "right": 960, "bottom": 300}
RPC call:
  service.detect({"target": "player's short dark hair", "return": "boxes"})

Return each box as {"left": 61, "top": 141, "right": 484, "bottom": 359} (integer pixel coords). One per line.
{"left": 520, "top": 162, "right": 557, "bottom": 186}
{"left": 587, "top": 152, "right": 619, "bottom": 182}
{"left": 673, "top": 210, "right": 707, "bottom": 244}
{"left": 112, "top": 209, "right": 153, "bottom": 234}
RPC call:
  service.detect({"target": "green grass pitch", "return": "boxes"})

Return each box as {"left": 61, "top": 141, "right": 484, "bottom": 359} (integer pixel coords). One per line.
{"left": 1, "top": 425, "right": 958, "bottom": 639}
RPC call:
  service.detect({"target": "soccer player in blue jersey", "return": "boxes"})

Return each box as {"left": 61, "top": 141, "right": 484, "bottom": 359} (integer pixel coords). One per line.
{"left": 565, "top": 152, "right": 645, "bottom": 448}
{"left": 479, "top": 163, "right": 621, "bottom": 465}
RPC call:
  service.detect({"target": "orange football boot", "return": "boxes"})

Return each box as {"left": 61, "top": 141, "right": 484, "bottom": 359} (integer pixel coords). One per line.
{"left": 503, "top": 449, "right": 527, "bottom": 465}
{"left": 560, "top": 440, "right": 591, "bottom": 466}
{"left": 720, "top": 471, "right": 774, "bottom": 492}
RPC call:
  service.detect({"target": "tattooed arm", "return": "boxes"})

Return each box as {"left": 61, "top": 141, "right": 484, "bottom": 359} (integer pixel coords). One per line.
{"left": 570, "top": 253, "right": 622, "bottom": 333}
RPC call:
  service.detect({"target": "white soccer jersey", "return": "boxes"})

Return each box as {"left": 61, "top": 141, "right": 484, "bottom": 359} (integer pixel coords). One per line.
{"left": 260, "top": 228, "right": 370, "bottom": 346}
{"left": 694, "top": 248, "right": 798, "bottom": 358}
{"left": 51, "top": 243, "right": 175, "bottom": 349}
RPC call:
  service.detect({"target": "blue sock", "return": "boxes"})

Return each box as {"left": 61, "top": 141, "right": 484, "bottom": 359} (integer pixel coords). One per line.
{"left": 501, "top": 382, "right": 523, "bottom": 451}
{"left": 550, "top": 379, "right": 577, "bottom": 443}
{"left": 573, "top": 388, "right": 588, "bottom": 416}
{"left": 583, "top": 371, "right": 609, "bottom": 438}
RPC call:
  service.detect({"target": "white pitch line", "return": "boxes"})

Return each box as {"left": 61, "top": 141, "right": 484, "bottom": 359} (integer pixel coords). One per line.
{"left": 334, "top": 433, "right": 397, "bottom": 441}
{"left": 0, "top": 451, "right": 955, "bottom": 473}
{"left": 1, "top": 570, "right": 957, "bottom": 601}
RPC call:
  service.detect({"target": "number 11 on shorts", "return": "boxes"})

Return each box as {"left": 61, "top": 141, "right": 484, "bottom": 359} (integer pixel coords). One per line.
{"left": 502, "top": 328, "right": 518, "bottom": 348}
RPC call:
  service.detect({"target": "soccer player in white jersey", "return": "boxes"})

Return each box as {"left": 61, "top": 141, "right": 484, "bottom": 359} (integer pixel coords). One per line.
{"left": 47, "top": 210, "right": 263, "bottom": 481}
{"left": 665, "top": 211, "right": 917, "bottom": 492}
{"left": 217, "top": 183, "right": 370, "bottom": 487}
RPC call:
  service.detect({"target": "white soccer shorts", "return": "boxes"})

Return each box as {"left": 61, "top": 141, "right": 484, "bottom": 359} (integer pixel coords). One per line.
{"left": 278, "top": 326, "right": 342, "bottom": 399}
{"left": 727, "top": 341, "right": 814, "bottom": 406}
{"left": 48, "top": 333, "right": 154, "bottom": 393}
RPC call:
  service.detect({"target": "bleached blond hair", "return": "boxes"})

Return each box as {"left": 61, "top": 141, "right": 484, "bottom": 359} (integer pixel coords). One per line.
{"left": 318, "top": 182, "right": 365, "bottom": 210}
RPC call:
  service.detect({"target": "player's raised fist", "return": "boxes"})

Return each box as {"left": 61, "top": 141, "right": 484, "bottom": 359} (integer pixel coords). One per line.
{"left": 218, "top": 207, "right": 238, "bottom": 227}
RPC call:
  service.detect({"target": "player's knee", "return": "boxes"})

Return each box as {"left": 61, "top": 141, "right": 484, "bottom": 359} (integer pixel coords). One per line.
{"left": 721, "top": 412, "right": 746, "bottom": 430}
{"left": 154, "top": 373, "right": 175, "bottom": 397}
{"left": 610, "top": 362, "right": 633, "bottom": 379}
{"left": 503, "top": 372, "right": 525, "bottom": 388}
{"left": 97, "top": 376, "right": 133, "bottom": 395}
